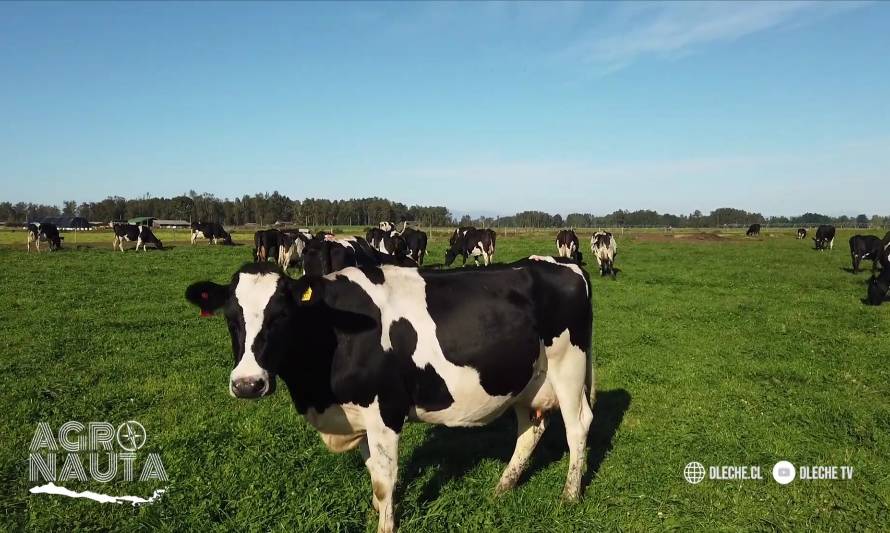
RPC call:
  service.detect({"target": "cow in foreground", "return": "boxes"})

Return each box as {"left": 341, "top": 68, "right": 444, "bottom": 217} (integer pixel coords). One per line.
{"left": 866, "top": 237, "right": 890, "bottom": 305}
{"left": 813, "top": 225, "right": 836, "bottom": 251}
{"left": 555, "top": 229, "right": 582, "bottom": 263}
{"left": 849, "top": 235, "right": 884, "bottom": 274}
{"left": 746, "top": 224, "right": 761, "bottom": 237}
{"left": 191, "top": 222, "right": 233, "bottom": 245}
{"left": 185, "top": 256, "right": 593, "bottom": 533}
{"left": 445, "top": 228, "right": 496, "bottom": 266}
{"left": 112, "top": 224, "right": 163, "bottom": 251}
{"left": 797, "top": 228, "right": 807, "bottom": 239}
{"left": 590, "top": 231, "right": 617, "bottom": 277}
{"left": 26, "top": 223, "right": 62, "bottom": 252}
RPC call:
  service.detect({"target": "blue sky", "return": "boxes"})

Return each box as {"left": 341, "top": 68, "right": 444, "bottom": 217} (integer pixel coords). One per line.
{"left": 1, "top": 1, "right": 888, "bottom": 217}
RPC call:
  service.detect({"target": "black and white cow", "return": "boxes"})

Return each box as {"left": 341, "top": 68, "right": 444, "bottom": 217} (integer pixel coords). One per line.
{"left": 254, "top": 229, "right": 283, "bottom": 263}
{"left": 112, "top": 223, "right": 163, "bottom": 252}
{"left": 746, "top": 223, "right": 761, "bottom": 237}
{"left": 449, "top": 226, "right": 476, "bottom": 248}
{"left": 278, "top": 231, "right": 310, "bottom": 271}
{"left": 590, "top": 231, "right": 617, "bottom": 277}
{"left": 366, "top": 228, "right": 406, "bottom": 258}
{"left": 398, "top": 226, "right": 428, "bottom": 266}
{"left": 302, "top": 235, "right": 417, "bottom": 276}
{"left": 813, "top": 225, "right": 836, "bottom": 251}
{"left": 26, "top": 223, "right": 62, "bottom": 252}
{"left": 191, "top": 222, "right": 233, "bottom": 245}
{"left": 378, "top": 221, "right": 395, "bottom": 232}
{"left": 445, "top": 228, "right": 496, "bottom": 267}
{"left": 797, "top": 228, "right": 807, "bottom": 239}
{"left": 185, "top": 255, "right": 593, "bottom": 533}
{"left": 849, "top": 235, "right": 884, "bottom": 274}
{"left": 866, "top": 237, "right": 890, "bottom": 305}
{"left": 556, "top": 229, "right": 582, "bottom": 263}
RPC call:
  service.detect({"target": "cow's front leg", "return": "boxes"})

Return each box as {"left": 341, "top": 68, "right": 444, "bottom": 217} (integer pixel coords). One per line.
{"left": 360, "top": 418, "right": 400, "bottom": 533}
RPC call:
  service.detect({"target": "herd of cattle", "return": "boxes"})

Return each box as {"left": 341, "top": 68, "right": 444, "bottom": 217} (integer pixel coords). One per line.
{"left": 22, "top": 220, "right": 890, "bottom": 305}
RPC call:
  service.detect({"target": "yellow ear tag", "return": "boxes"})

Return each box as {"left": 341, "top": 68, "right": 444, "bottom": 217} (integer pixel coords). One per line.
{"left": 301, "top": 287, "right": 313, "bottom": 302}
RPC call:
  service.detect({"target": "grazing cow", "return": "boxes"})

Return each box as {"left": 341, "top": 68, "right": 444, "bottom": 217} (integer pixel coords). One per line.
{"left": 590, "top": 231, "right": 617, "bottom": 277}
{"left": 797, "top": 228, "right": 807, "bottom": 239}
{"left": 254, "top": 229, "right": 283, "bottom": 263}
{"left": 397, "top": 226, "right": 428, "bottom": 265}
{"left": 302, "top": 235, "right": 417, "bottom": 276}
{"left": 184, "top": 256, "right": 593, "bottom": 533}
{"left": 449, "top": 226, "right": 476, "bottom": 248}
{"left": 849, "top": 235, "right": 884, "bottom": 273}
{"left": 112, "top": 224, "right": 163, "bottom": 252}
{"left": 445, "top": 228, "right": 496, "bottom": 267}
{"left": 813, "top": 225, "right": 836, "bottom": 251}
{"left": 866, "top": 235, "right": 890, "bottom": 305}
{"left": 191, "top": 222, "right": 233, "bottom": 245}
{"left": 26, "top": 223, "right": 62, "bottom": 252}
{"left": 746, "top": 223, "right": 761, "bottom": 237}
{"left": 278, "top": 232, "right": 310, "bottom": 271}
{"left": 556, "top": 229, "right": 582, "bottom": 263}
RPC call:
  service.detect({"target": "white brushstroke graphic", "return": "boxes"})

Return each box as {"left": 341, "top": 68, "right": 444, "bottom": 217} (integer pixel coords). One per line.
{"left": 29, "top": 483, "right": 166, "bottom": 506}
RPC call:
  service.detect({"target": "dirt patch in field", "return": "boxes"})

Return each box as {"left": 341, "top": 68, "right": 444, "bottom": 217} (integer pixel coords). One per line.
{"left": 629, "top": 232, "right": 729, "bottom": 243}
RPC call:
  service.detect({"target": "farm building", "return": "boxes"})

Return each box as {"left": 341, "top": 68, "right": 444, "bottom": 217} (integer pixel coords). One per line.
{"left": 128, "top": 216, "right": 155, "bottom": 226}
{"left": 154, "top": 219, "right": 191, "bottom": 228}
{"left": 30, "top": 216, "right": 93, "bottom": 230}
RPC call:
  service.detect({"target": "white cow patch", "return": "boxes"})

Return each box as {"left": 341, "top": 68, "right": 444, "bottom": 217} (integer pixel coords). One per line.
{"left": 333, "top": 267, "right": 513, "bottom": 426}
{"left": 231, "top": 272, "right": 280, "bottom": 393}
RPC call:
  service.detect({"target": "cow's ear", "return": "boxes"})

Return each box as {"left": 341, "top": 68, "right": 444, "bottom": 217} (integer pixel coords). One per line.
{"left": 294, "top": 277, "right": 325, "bottom": 306}
{"left": 185, "top": 281, "right": 229, "bottom": 317}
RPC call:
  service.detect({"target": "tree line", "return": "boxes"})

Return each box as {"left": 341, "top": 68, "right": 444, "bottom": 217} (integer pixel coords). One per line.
{"left": 1, "top": 193, "right": 887, "bottom": 229}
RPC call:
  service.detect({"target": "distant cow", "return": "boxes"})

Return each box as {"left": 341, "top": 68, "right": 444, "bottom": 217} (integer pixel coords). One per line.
{"left": 556, "top": 229, "right": 582, "bottom": 263}
{"left": 278, "top": 232, "right": 310, "bottom": 271}
{"left": 112, "top": 223, "right": 163, "bottom": 252}
{"left": 590, "top": 231, "right": 617, "bottom": 277}
{"left": 254, "top": 229, "right": 282, "bottom": 263}
{"left": 866, "top": 238, "right": 890, "bottom": 305}
{"left": 191, "top": 222, "right": 233, "bottom": 245}
{"left": 398, "top": 226, "right": 428, "bottom": 265}
{"left": 26, "top": 223, "right": 62, "bottom": 252}
{"left": 302, "top": 235, "right": 417, "bottom": 276}
{"left": 746, "top": 224, "right": 761, "bottom": 237}
{"left": 849, "top": 235, "right": 884, "bottom": 273}
{"left": 449, "top": 226, "right": 476, "bottom": 247}
{"left": 445, "top": 228, "right": 496, "bottom": 267}
{"left": 813, "top": 225, "right": 836, "bottom": 251}
{"left": 797, "top": 228, "right": 807, "bottom": 239}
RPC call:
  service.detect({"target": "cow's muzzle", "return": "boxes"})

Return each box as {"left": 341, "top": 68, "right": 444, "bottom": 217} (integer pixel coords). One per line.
{"left": 230, "top": 374, "right": 275, "bottom": 399}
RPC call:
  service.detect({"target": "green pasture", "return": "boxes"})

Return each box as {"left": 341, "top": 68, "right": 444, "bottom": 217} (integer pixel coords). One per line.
{"left": 0, "top": 227, "right": 888, "bottom": 531}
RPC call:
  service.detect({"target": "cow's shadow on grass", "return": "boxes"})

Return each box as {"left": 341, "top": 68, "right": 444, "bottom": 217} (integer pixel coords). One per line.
{"left": 399, "top": 388, "right": 631, "bottom": 505}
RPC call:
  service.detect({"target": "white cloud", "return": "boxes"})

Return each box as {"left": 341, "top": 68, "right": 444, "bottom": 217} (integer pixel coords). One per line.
{"left": 563, "top": 1, "right": 867, "bottom": 73}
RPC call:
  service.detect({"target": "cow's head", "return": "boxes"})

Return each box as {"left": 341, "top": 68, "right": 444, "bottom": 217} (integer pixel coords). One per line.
{"left": 185, "top": 263, "right": 375, "bottom": 399}
{"left": 867, "top": 274, "right": 889, "bottom": 305}
{"left": 444, "top": 246, "right": 459, "bottom": 267}
{"left": 185, "top": 263, "right": 315, "bottom": 399}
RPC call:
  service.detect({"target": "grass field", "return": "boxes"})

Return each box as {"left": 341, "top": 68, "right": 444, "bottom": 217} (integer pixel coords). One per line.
{"left": 1, "top": 227, "right": 888, "bottom": 531}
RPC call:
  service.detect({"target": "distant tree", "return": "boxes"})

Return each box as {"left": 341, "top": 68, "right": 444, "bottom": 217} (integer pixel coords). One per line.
{"left": 62, "top": 200, "right": 77, "bottom": 216}
{"left": 855, "top": 214, "right": 869, "bottom": 227}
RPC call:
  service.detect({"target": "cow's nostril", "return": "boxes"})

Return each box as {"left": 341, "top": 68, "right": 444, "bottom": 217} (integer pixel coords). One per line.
{"left": 232, "top": 377, "right": 266, "bottom": 398}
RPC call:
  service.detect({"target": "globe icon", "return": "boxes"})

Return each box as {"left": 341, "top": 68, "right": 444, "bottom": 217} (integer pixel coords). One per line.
{"left": 684, "top": 462, "right": 706, "bottom": 484}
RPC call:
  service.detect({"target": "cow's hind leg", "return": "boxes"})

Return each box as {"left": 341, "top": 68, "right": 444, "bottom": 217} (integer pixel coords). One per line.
{"left": 546, "top": 335, "right": 594, "bottom": 501}
{"left": 360, "top": 418, "right": 400, "bottom": 533}
{"left": 495, "top": 405, "right": 548, "bottom": 494}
